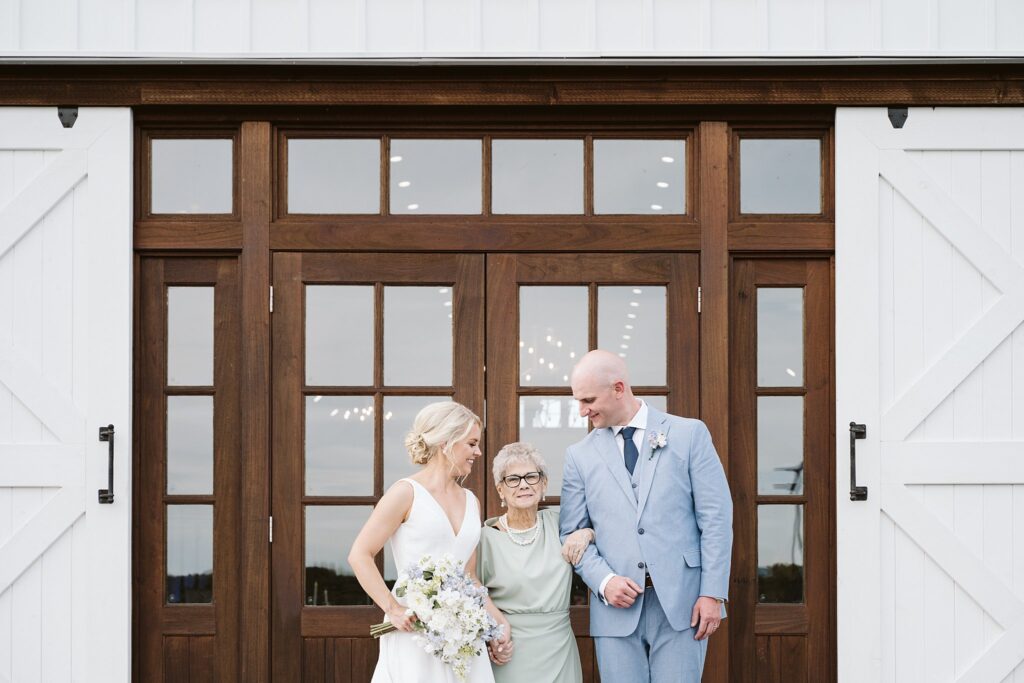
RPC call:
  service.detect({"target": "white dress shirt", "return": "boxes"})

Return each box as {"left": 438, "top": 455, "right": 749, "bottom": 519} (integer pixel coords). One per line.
{"left": 597, "top": 400, "right": 647, "bottom": 603}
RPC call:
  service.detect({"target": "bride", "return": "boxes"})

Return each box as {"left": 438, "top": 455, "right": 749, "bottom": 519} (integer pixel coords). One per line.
{"left": 349, "top": 401, "right": 511, "bottom": 683}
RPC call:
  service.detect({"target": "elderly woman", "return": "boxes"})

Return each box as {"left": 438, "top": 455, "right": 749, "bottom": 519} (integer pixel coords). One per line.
{"left": 477, "top": 442, "right": 594, "bottom": 683}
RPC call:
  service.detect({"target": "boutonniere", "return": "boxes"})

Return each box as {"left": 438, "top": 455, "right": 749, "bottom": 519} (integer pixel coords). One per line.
{"left": 647, "top": 431, "right": 668, "bottom": 459}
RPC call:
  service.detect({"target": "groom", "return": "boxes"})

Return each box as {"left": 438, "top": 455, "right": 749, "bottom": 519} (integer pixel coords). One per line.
{"left": 559, "top": 350, "right": 732, "bottom": 682}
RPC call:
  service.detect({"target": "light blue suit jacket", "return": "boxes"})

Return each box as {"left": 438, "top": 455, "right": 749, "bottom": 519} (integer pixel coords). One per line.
{"left": 559, "top": 407, "right": 733, "bottom": 637}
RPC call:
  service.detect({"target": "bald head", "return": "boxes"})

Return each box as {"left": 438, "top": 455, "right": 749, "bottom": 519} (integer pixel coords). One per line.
{"left": 570, "top": 350, "right": 639, "bottom": 429}
{"left": 570, "top": 349, "right": 631, "bottom": 389}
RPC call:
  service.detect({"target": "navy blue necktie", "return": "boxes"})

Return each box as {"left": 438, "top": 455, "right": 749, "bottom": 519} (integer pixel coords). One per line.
{"left": 621, "top": 426, "right": 639, "bottom": 476}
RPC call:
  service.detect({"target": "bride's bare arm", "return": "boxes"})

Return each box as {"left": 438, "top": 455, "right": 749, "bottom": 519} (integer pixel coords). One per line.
{"left": 465, "top": 549, "right": 513, "bottom": 664}
{"left": 347, "top": 481, "right": 416, "bottom": 631}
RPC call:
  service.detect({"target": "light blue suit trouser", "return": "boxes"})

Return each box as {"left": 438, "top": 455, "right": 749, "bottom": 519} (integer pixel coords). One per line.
{"left": 594, "top": 587, "right": 707, "bottom": 683}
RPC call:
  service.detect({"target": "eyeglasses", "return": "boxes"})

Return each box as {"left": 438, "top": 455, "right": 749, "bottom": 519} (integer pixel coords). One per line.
{"left": 500, "top": 471, "right": 544, "bottom": 488}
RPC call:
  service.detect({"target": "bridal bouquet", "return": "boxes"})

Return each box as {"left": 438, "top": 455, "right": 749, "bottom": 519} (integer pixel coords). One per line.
{"left": 370, "top": 553, "right": 505, "bottom": 681}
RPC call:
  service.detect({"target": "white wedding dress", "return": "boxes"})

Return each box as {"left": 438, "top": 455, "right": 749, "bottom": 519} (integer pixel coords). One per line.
{"left": 371, "top": 479, "right": 496, "bottom": 683}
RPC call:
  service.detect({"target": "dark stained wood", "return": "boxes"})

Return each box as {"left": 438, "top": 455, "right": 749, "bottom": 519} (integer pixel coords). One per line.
{"left": 453, "top": 254, "right": 487, "bottom": 496}
{"left": 136, "top": 259, "right": 165, "bottom": 680}
{"left": 135, "top": 257, "right": 242, "bottom": 682}
{"left": 728, "top": 222, "right": 834, "bottom": 252}
{"left": 161, "top": 257, "right": 224, "bottom": 281}
{"left": 296, "top": 637, "right": 380, "bottom": 683}
{"left": 239, "top": 121, "right": 273, "bottom": 683}
{"left": 163, "top": 636, "right": 190, "bottom": 682}
{"left": 756, "top": 636, "right": 774, "bottom": 683}
{"left": 669, "top": 253, "right": 701, "bottom": 418}
{"left": 269, "top": 219, "right": 699, "bottom": 253}
{"left": 189, "top": 637, "right": 217, "bottom": 683}
{"left": 352, "top": 637, "right": 379, "bottom": 683}
{"left": 805, "top": 259, "right": 835, "bottom": 683}
{"left": 213, "top": 258, "right": 241, "bottom": 682}
{"left": 271, "top": 252, "right": 304, "bottom": 683}
{"left": 576, "top": 636, "right": 597, "bottom": 682}
{"left": 332, "top": 638, "right": 353, "bottom": 683}
{"left": 272, "top": 252, "right": 485, "bottom": 679}
{"left": 299, "top": 252, "right": 474, "bottom": 282}
{"left": 755, "top": 605, "right": 811, "bottom": 634}
{"left": 7, "top": 63, "right": 1024, "bottom": 106}
{"left": 730, "top": 258, "right": 835, "bottom": 683}
{"left": 510, "top": 253, "right": 685, "bottom": 283}
{"left": 485, "top": 251, "right": 699, "bottom": 679}
{"left": 780, "top": 635, "right": 809, "bottom": 683}
{"left": 301, "top": 608, "right": 384, "bottom": 638}
{"left": 729, "top": 259, "right": 758, "bottom": 683}
{"left": 135, "top": 107, "right": 839, "bottom": 683}
{"left": 303, "top": 639, "right": 325, "bottom": 683}
{"left": 699, "top": 120, "right": 732, "bottom": 679}
{"left": 756, "top": 635, "right": 809, "bottom": 683}
{"left": 161, "top": 607, "right": 216, "bottom": 634}
{"left": 136, "top": 221, "right": 243, "bottom": 251}
{"left": 484, "top": 254, "right": 518, "bottom": 522}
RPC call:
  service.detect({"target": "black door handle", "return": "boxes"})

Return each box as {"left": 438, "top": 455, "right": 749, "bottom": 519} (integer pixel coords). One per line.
{"left": 849, "top": 422, "right": 867, "bottom": 501}
{"left": 98, "top": 424, "right": 115, "bottom": 504}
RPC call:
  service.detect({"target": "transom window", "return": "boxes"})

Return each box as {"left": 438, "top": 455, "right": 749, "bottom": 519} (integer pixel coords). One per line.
{"left": 277, "top": 135, "right": 689, "bottom": 216}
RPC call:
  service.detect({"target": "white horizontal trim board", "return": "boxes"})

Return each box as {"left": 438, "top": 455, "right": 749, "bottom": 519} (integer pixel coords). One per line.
{"left": 0, "top": 108, "right": 131, "bottom": 683}
{"left": 882, "top": 444, "right": 1024, "bottom": 484}
{"left": 838, "top": 107, "right": 1024, "bottom": 683}
{"left": 0, "top": 0, "right": 1023, "bottom": 57}
{"left": 0, "top": 445, "right": 84, "bottom": 486}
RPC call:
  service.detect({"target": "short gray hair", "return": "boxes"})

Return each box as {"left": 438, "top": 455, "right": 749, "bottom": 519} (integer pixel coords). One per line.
{"left": 492, "top": 442, "right": 548, "bottom": 485}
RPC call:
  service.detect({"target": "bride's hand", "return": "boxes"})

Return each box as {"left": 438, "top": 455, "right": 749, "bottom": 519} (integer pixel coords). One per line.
{"left": 561, "top": 528, "right": 595, "bottom": 565}
{"left": 386, "top": 603, "right": 417, "bottom": 632}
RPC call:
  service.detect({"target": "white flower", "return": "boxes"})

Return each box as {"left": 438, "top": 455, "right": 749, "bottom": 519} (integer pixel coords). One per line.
{"left": 381, "top": 553, "right": 502, "bottom": 682}
{"left": 647, "top": 431, "right": 668, "bottom": 459}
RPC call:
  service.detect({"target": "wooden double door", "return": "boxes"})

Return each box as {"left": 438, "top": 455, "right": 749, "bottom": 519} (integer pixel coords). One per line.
{"left": 134, "top": 250, "right": 833, "bottom": 682}
{"left": 268, "top": 251, "right": 699, "bottom": 680}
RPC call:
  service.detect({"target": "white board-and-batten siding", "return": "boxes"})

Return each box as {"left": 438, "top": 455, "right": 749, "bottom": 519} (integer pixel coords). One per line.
{"left": 0, "top": 109, "right": 132, "bottom": 683}
{"left": 837, "top": 108, "right": 1024, "bottom": 683}
{"left": 0, "top": 0, "right": 1023, "bottom": 57}
{"left": 881, "top": 147, "right": 1024, "bottom": 683}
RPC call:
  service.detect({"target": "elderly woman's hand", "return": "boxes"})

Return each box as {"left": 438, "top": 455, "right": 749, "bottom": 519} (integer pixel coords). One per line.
{"left": 488, "top": 616, "right": 514, "bottom": 665}
{"left": 561, "top": 528, "right": 595, "bottom": 565}
{"left": 488, "top": 637, "right": 514, "bottom": 666}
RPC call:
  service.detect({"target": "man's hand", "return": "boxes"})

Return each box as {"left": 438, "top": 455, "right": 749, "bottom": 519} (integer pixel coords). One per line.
{"left": 604, "top": 576, "right": 643, "bottom": 608}
{"left": 691, "top": 596, "right": 723, "bottom": 640}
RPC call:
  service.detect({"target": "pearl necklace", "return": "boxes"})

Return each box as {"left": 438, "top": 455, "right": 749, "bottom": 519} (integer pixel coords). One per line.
{"left": 500, "top": 513, "right": 541, "bottom": 546}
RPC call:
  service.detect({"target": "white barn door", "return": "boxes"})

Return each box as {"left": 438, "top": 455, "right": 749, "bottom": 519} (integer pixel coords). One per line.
{"left": 0, "top": 108, "right": 131, "bottom": 682}
{"left": 837, "top": 108, "right": 1024, "bottom": 683}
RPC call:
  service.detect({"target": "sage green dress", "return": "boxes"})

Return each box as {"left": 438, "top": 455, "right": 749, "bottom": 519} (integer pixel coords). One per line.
{"left": 478, "top": 508, "right": 583, "bottom": 683}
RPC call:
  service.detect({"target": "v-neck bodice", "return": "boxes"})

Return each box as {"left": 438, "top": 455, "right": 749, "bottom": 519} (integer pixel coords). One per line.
{"left": 388, "top": 479, "right": 480, "bottom": 585}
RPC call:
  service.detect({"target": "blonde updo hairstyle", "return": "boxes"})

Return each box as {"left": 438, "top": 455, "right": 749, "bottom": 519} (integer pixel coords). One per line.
{"left": 404, "top": 401, "right": 481, "bottom": 466}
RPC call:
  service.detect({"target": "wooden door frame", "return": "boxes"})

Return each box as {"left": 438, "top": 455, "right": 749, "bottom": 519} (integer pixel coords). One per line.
{"left": 131, "top": 105, "right": 836, "bottom": 682}
{"left": 134, "top": 257, "right": 242, "bottom": 681}
{"left": 730, "top": 258, "right": 836, "bottom": 682}
{"left": 269, "top": 252, "right": 486, "bottom": 680}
